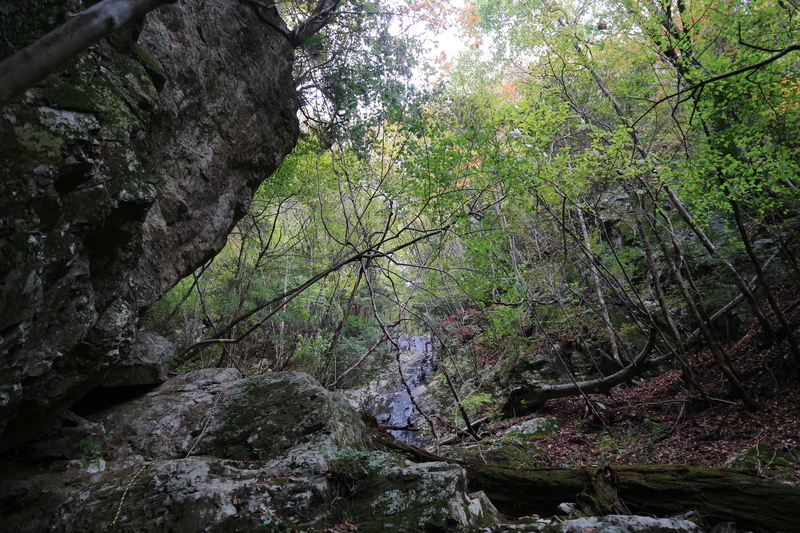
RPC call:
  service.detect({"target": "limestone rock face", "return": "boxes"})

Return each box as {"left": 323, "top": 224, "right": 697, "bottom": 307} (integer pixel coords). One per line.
{"left": 0, "top": 0, "right": 298, "bottom": 449}
{"left": 0, "top": 370, "right": 501, "bottom": 532}
{"left": 101, "top": 331, "right": 174, "bottom": 387}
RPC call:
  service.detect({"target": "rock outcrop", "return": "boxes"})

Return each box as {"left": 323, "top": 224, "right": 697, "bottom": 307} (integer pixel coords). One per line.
{"left": 0, "top": 370, "right": 501, "bottom": 532}
{"left": 100, "top": 331, "right": 174, "bottom": 387}
{"left": 482, "top": 515, "right": 702, "bottom": 532}
{"left": 0, "top": 0, "right": 299, "bottom": 449}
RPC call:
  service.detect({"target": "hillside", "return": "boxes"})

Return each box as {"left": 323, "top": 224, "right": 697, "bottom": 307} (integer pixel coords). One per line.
{"left": 482, "top": 282, "right": 800, "bottom": 477}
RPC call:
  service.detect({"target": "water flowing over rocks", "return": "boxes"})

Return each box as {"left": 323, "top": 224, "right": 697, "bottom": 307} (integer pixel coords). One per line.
{"left": 357, "top": 334, "right": 438, "bottom": 446}
{"left": 0, "top": 370, "right": 501, "bottom": 532}
{"left": 0, "top": 0, "right": 299, "bottom": 450}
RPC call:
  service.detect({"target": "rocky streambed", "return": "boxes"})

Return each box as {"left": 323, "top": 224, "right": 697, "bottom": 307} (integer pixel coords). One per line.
{"left": 0, "top": 369, "right": 499, "bottom": 532}
{"left": 355, "top": 334, "right": 438, "bottom": 448}
{"left": 2, "top": 368, "right": 795, "bottom": 532}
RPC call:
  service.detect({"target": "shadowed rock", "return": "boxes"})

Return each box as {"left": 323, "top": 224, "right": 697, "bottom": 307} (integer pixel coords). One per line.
{"left": 0, "top": 370, "right": 501, "bottom": 532}
{"left": 0, "top": 0, "right": 298, "bottom": 450}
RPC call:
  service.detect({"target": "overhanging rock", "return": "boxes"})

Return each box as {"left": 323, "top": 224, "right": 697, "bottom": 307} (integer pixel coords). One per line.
{"left": 0, "top": 0, "right": 299, "bottom": 450}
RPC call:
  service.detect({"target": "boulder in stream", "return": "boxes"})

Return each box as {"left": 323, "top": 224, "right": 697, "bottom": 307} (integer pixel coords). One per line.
{"left": 0, "top": 369, "right": 501, "bottom": 531}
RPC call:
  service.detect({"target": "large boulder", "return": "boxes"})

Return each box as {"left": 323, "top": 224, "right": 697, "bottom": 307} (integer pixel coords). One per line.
{"left": 0, "top": 0, "right": 299, "bottom": 449}
{"left": 342, "top": 458, "right": 499, "bottom": 532}
{"left": 101, "top": 331, "right": 174, "bottom": 387}
{"left": 0, "top": 370, "right": 501, "bottom": 532}
{"left": 92, "top": 369, "right": 368, "bottom": 463}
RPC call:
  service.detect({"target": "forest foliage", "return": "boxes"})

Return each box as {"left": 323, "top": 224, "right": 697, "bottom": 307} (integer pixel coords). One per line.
{"left": 146, "top": 0, "right": 800, "bottom": 419}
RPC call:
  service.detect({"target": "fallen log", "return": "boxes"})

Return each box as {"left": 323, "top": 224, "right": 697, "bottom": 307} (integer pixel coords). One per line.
{"left": 465, "top": 463, "right": 800, "bottom": 533}
{"left": 501, "top": 331, "right": 661, "bottom": 417}
{"left": 365, "top": 416, "right": 799, "bottom": 532}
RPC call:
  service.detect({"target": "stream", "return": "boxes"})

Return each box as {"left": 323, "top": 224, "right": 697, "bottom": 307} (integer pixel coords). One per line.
{"left": 360, "top": 333, "right": 438, "bottom": 447}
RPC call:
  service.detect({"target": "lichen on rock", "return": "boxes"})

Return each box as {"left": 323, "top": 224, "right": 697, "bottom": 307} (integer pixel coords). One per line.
{"left": 347, "top": 458, "right": 501, "bottom": 532}
{"left": 0, "top": 0, "right": 299, "bottom": 450}
{"left": 0, "top": 370, "right": 501, "bottom": 532}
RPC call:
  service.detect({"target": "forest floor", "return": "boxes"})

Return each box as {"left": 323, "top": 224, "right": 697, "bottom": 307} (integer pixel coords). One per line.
{"left": 481, "top": 283, "right": 800, "bottom": 480}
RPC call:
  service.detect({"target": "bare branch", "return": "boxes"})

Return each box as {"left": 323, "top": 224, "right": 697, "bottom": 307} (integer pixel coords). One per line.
{"left": 501, "top": 330, "right": 660, "bottom": 417}
{"left": 288, "top": 0, "right": 343, "bottom": 47}
{"left": 175, "top": 225, "right": 449, "bottom": 364}
{"left": 0, "top": 0, "right": 176, "bottom": 106}
{"left": 634, "top": 42, "right": 800, "bottom": 126}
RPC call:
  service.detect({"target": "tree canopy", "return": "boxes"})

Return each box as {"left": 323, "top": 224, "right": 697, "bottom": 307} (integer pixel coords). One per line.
{"left": 139, "top": 0, "right": 800, "bottom": 423}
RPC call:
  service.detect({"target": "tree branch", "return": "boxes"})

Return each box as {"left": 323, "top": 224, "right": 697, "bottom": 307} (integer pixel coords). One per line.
{"left": 0, "top": 0, "right": 176, "bottom": 106}
{"left": 175, "top": 226, "right": 448, "bottom": 364}
{"left": 288, "top": 0, "right": 343, "bottom": 47}
{"left": 635, "top": 42, "right": 800, "bottom": 126}
{"left": 501, "top": 329, "right": 659, "bottom": 417}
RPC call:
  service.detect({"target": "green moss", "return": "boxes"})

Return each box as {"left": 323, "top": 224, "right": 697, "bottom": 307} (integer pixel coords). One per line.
{"left": 131, "top": 42, "right": 166, "bottom": 90}
{"left": 446, "top": 443, "right": 542, "bottom": 469}
{"left": 1, "top": 1, "right": 159, "bottom": 132}
{"left": 33, "top": 42, "right": 159, "bottom": 144}
{"left": 0, "top": 0, "right": 67, "bottom": 56}
{"left": 326, "top": 446, "right": 378, "bottom": 475}
{"left": 355, "top": 513, "right": 429, "bottom": 533}
{"left": 211, "top": 377, "right": 328, "bottom": 460}
{"left": 34, "top": 56, "right": 101, "bottom": 111}
{"left": 725, "top": 443, "right": 797, "bottom": 479}
{"left": 325, "top": 457, "right": 500, "bottom": 532}
{"left": 11, "top": 116, "right": 64, "bottom": 162}
{"left": 1, "top": 20, "right": 161, "bottom": 218}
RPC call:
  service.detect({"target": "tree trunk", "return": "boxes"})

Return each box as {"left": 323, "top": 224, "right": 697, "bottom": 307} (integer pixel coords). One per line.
{"left": 664, "top": 186, "right": 778, "bottom": 344}
{"left": 367, "top": 419, "right": 798, "bottom": 532}
{"left": 501, "top": 331, "right": 659, "bottom": 417}
{"left": 0, "top": 0, "right": 177, "bottom": 106}
{"left": 576, "top": 203, "right": 623, "bottom": 368}
{"left": 632, "top": 190, "right": 711, "bottom": 401}
{"left": 652, "top": 208, "right": 759, "bottom": 409}
{"left": 728, "top": 197, "right": 800, "bottom": 363}
{"left": 465, "top": 463, "right": 800, "bottom": 532}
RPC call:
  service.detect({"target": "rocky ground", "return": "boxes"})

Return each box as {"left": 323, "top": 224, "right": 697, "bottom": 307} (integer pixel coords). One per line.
{"left": 482, "top": 283, "right": 800, "bottom": 480}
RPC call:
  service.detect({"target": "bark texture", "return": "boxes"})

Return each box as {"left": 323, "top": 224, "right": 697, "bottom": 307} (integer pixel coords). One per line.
{"left": 466, "top": 464, "right": 800, "bottom": 532}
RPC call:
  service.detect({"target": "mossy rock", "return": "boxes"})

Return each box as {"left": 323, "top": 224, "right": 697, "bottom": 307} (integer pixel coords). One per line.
{"left": 334, "top": 458, "right": 501, "bottom": 532}
{"left": 724, "top": 443, "right": 798, "bottom": 480}
{"left": 505, "top": 417, "right": 562, "bottom": 439}
{"left": 205, "top": 372, "right": 369, "bottom": 461}
{"left": 443, "top": 443, "right": 542, "bottom": 470}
